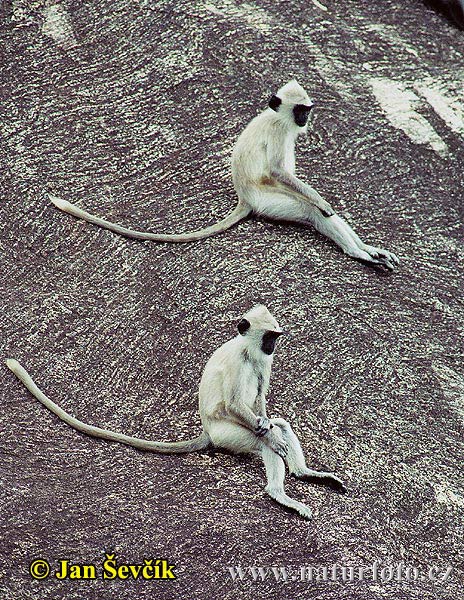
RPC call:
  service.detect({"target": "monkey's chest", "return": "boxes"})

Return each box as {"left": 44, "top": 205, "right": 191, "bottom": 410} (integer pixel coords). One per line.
{"left": 241, "top": 365, "right": 265, "bottom": 408}
{"left": 282, "top": 137, "right": 296, "bottom": 173}
{"left": 283, "top": 152, "right": 296, "bottom": 173}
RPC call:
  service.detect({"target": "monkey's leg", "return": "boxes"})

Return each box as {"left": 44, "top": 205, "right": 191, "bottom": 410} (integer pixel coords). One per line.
{"left": 271, "top": 418, "right": 346, "bottom": 493}
{"left": 207, "top": 421, "right": 309, "bottom": 518}
{"left": 286, "top": 185, "right": 399, "bottom": 267}
{"left": 333, "top": 218, "right": 400, "bottom": 268}
{"left": 262, "top": 445, "right": 313, "bottom": 520}
{"left": 304, "top": 210, "right": 398, "bottom": 271}
{"left": 207, "top": 420, "right": 261, "bottom": 453}
{"left": 207, "top": 419, "right": 288, "bottom": 458}
{"left": 254, "top": 191, "right": 397, "bottom": 270}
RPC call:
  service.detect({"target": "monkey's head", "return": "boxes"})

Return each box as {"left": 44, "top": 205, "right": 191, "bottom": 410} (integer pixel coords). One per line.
{"left": 269, "top": 79, "right": 314, "bottom": 132}
{"left": 237, "top": 304, "right": 284, "bottom": 356}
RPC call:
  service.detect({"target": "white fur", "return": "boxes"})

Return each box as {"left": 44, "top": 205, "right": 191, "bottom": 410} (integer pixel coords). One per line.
{"left": 7, "top": 305, "right": 345, "bottom": 520}
{"left": 49, "top": 79, "right": 399, "bottom": 269}
{"left": 232, "top": 79, "right": 399, "bottom": 270}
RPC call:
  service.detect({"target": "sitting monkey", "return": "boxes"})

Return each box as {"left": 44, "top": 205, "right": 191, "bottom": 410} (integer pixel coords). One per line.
{"left": 7, "top": 304, "right": 346, "bottom": 520}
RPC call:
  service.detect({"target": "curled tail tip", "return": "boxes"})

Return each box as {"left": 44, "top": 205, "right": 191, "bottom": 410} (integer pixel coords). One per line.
{"left": 6, "top": 358, "right": 20, "bottom": 372}
{"left": 49, "top": 194, "right": 71, "bottom": 211}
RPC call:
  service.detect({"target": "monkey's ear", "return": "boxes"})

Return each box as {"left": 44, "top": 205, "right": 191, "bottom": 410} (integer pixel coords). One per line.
{"left": 237, "top": 318, "right": 251, "bottom": 335}
{"left": 269, "top": 94, "right": 282, "bottom": 112}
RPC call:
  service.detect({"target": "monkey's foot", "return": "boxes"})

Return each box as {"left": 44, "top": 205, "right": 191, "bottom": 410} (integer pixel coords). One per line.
{"left": 348, "top": 248, "right": 397, "bottom": 272}
{"left": 298, "top": 505, "right": 313, "bottom": 520}
{"left": 363, "top": 245, "right": 400, "bottom": 267}
{"left": 266, "top": 487, "right": 313, "bottom": 520}
{"left": 294, "top": 470, "right": 347, "bottom": 493}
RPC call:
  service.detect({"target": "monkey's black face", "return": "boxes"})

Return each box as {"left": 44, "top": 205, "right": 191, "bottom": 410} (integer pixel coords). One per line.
{"left": 293, "top": 103, "right": 313, "bottom": 127}
{"left": 261, "top": 331, "right": 284, "bottom": 355}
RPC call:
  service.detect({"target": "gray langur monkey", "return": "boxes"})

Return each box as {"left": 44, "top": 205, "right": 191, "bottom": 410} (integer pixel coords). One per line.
{"left": 50, "top": 79, "right": 399, "bottom": 271}
{"left": 7, "top": 304, "right": 346, "bottom": 520}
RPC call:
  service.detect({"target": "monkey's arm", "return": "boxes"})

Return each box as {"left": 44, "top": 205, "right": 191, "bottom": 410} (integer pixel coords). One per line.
{"left": 271, "top": 168, "right": 335, "bottom": 217}
{"left": 226, "top": 397, "right": 270, "bottom": 436}
{"left": 222, "top": 376, "right": 288, "bottom": 456}
{"left": 256, "top": 393, "right": 267, "bottom": 418}
{"left": 225, "top": 397, "right": 288, "bottom": 455}
{"left": 223, "top": 374, "right": 270, "bottom": 436}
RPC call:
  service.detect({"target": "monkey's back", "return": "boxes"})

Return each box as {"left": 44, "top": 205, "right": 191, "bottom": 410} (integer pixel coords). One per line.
{"left": 231, "top": 112, "right": 276, "bottom": 194}
{"left": 198, "top": 338, "right": 241, "bottom": 424}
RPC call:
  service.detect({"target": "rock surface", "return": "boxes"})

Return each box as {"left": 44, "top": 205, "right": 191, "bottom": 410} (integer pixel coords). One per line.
{"left": 1, "top": 1, "right": 463, "bottom": 598}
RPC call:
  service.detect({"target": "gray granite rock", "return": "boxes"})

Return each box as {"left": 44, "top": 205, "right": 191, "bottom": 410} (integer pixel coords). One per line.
{"left": 1, "top": 0, "right": 463, "bottom": 598}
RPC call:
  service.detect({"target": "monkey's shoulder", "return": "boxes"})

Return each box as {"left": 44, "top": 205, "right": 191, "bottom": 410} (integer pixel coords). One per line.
{"left": 234, "top": 112, "right": 275, "bottom": 150}
{"left": 202, "top": 338, "right": 242, "bottom": 373}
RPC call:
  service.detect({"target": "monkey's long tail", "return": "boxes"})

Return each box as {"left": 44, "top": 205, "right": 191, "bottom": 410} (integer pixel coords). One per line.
{"left": 6, "top": 359, "right": 211, "bottom": 454}
{"left": 49, "top": 195, "right": 251, "bottom": 242}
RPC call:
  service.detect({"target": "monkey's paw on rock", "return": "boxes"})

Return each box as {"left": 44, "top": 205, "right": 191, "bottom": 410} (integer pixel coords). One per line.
{"left": 298, "top": 505, "right": 313, "bottom": 520}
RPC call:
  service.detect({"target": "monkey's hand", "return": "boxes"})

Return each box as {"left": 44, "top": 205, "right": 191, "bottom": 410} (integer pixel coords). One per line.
{"left": 255, "top": 416, "right": 272, "bottom": 437}
{"left": 265, "top": 428, "right": 289, "bottom": 459}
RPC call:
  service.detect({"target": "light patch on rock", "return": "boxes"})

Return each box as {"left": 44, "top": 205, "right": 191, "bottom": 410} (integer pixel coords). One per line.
{"left": 203, "top": 1, "right": 272, "bottom": 33}
{"left": 433, "top": 363, "right": 464, "bottom": 422}
{"left": 300, "top": 36, "right": 356, "bottom": 101}
{"left": 434, "top": 233, "right": 464, "bottom": 253}
{"left": 42, "top": 2, "right": 78, "bottom": 50}
{"left": 430, "top": 298, "right": 453, "bottom": 316}
{"left": 368, "top": 585, "right": 389, "bottom": 595}
{"left": 370, "top": 78, "right": 449, "bottom": 158}
{"left": 311, "top": 0, "right": 328, "bottom": 11}
{"left": 434, "top": 482, "right": 464, "bottom": 509}
{"left": 415, "top": 79, "right": 464, "bottom": 138}
{"left": 366, "top": 23, "right": 420, "bottom": 58}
